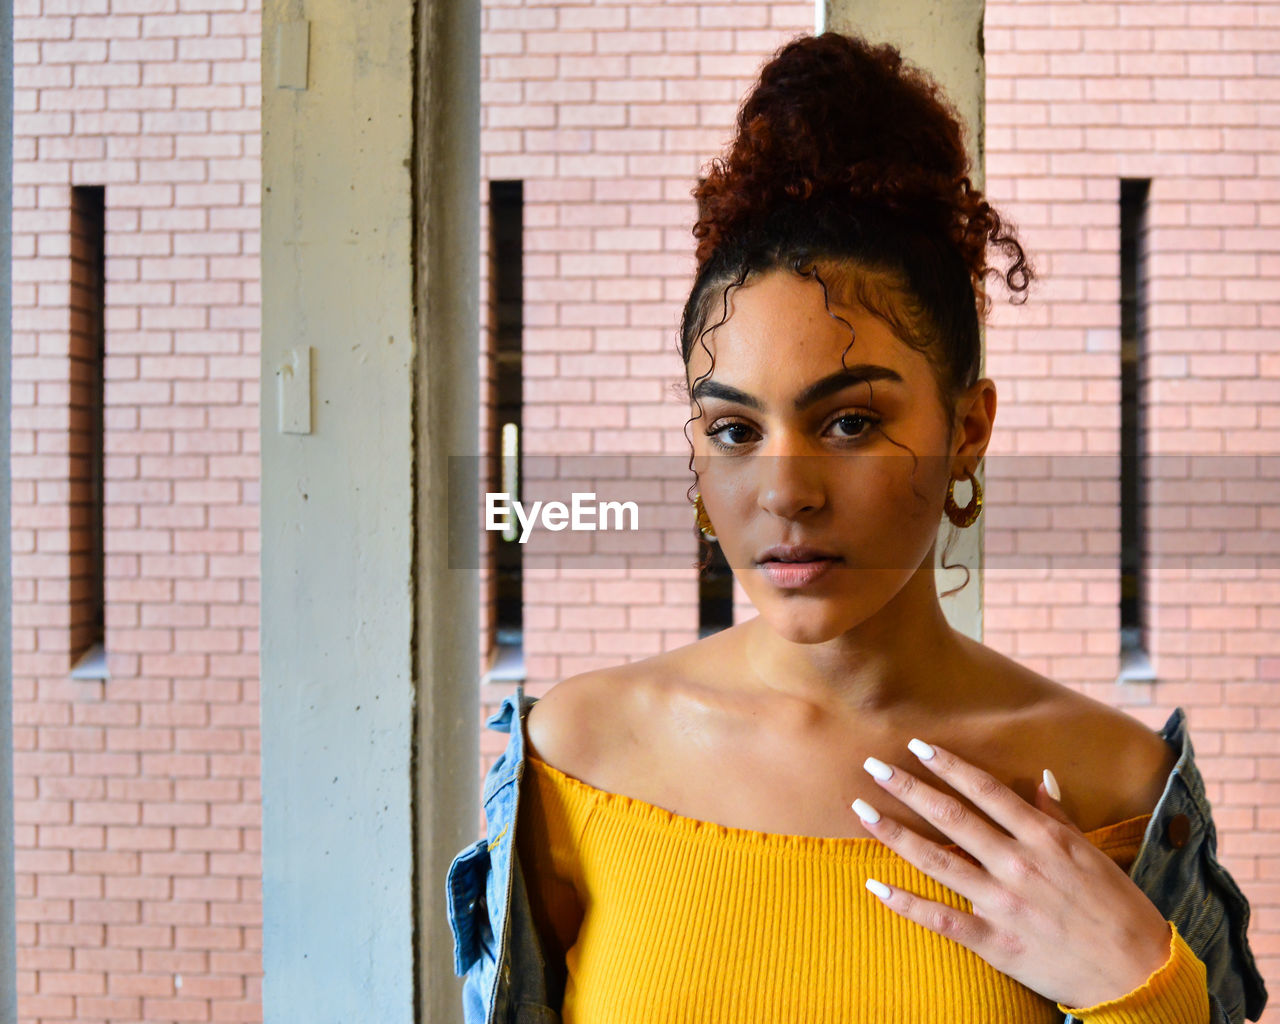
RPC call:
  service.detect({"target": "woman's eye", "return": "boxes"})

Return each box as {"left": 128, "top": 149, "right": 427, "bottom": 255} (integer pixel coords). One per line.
{"left": 830, "top": 413, "right": 877, "bottom": 439}
{"left": 704, "top": 413, "right": 879, "bottom": 451}
{"left": 705, "top": 423, "right": 755, "bottom": 449}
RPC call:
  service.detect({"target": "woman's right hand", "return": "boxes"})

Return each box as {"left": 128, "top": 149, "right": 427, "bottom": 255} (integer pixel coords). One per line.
{"left": 853, "top": 739, "right": 1201, "bottom": 1015}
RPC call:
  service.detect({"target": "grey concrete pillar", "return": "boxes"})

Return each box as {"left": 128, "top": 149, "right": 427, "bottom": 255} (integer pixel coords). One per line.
{"left": 411, "top": 0, "right": 483, "bottom": 1019}
{"left": 818, "top": 0, "right": 987, "bottom": 639}
{"left": 259, "top": 0, "right": 479, "bottom": 1019}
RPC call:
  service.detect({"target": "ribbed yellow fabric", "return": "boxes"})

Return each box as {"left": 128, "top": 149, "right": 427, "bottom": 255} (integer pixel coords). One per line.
{"left": 1058, "top": 920, "right": 1209, "bottom": 1023}
{"left": 519, "top": 753, "right": 1209, "bottom": 1024}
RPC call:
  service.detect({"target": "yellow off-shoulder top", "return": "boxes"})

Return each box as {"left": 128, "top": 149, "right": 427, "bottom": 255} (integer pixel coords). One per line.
{"left": 518, "top": 753, "right": 1210, "bottom": 1024}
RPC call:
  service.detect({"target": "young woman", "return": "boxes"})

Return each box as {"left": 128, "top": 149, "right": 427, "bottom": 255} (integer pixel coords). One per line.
{"left": 447, "top": 30, "right": 1268, "bottom": 1024}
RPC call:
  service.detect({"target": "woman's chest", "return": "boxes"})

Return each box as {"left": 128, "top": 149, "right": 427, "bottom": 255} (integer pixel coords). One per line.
{"left": 609, "top": 714, "right": 1039, "bottom": 846}
{"left": 563, "top": 826, "right": 1067, "bottom": 1024}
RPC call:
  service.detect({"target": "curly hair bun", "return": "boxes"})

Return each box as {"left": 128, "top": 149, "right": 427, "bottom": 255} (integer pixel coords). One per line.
{"left": 692, "top": 31, "right": 1029, "bottom": 312}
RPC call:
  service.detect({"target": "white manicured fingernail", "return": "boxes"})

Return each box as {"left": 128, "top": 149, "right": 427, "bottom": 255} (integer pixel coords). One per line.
{"left": 863, "top": 756, "right": 893, "bottom": 781}
{"left": 852, "top": 798, "right": 881, "bottom": 824}
{"left": 908, "top": 738, "right": 935, "bottom": 760}
{"left": 1043, "top": 768, "right": 1061, "bottom": 802}
{"left": 865, "top": 878, "right": 892, "bottom": 900}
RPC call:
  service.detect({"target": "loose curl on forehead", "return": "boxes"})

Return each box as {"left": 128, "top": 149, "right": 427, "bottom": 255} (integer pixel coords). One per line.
{"left": 681, "top": 198, "right": 985, "bottom": 417}
{"left": 677, "top": 31, "right": 1036, "bottom": 588}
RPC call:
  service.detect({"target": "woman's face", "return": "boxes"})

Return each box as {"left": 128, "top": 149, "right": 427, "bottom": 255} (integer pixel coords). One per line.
{"left": 686, "top": 267, "right": 991, "bottom": 645}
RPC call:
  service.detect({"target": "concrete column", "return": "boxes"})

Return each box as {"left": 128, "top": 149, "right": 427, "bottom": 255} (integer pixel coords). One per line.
{"left": 411, "top": 0, "right": 482, "bottom": 1020}
{"left": 818, "top": 0, "right": 987, "bottom": 640}
{"left": 1, "top": 0, "right": 18, "bottom": 1014}
{"left": 260, "top": 0, "right": 478, "bottom": 1019}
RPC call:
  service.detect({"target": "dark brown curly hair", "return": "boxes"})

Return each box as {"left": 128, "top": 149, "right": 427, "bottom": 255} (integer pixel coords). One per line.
{"left": 679, "top": 31, "right": 1035, "bottom": 589}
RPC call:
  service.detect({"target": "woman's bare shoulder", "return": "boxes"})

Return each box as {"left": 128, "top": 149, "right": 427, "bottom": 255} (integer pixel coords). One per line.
{"left": 523, "top": 637, "right": 716, "bottom": 785}
{"left": 524, "top": 663, "right": 654, "bottom": 782}
{"left": 956, "top": 640, "right": 1173, "bottom": 825}
{"left": 1022, "top": 685, "right": 1178, "bottom": 828}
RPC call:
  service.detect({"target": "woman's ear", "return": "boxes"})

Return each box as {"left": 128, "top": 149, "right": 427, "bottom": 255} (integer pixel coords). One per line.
{"left": 950, "top": 377, "right": 996, "bottom": 466}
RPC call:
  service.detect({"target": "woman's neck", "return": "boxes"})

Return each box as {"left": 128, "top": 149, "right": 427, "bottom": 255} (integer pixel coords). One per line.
{"left": 741, "top": 562, "right": 972, "bottom": 717}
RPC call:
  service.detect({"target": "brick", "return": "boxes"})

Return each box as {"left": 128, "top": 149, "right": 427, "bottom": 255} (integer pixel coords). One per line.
{"left": 73, "top": 899, "right": 143, "bottom": 925}
{"left": 41, "top": 39, "right": 109, "bottom": 62}
{"left": 109, "top": 971, "right": 176, "bottom": 996}
{"left": 77, "top": 996, "right": 145, "bottom": 1018}
{"left": 175, "top": 926, "right": 242, "bottom": 951}
{"left": 18, "top": 995, "right": 75, "bottom": 1018}
{"left": 103, "top": 875, "right": 171, "bottom": 901}
{"left": 146, "top": 901, "right": 210, "bottom": 926}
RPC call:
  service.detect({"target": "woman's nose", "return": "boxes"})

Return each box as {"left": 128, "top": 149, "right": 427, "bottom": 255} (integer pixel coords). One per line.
{"left": 756, "top": 451, "right": 826, "bottom": 520}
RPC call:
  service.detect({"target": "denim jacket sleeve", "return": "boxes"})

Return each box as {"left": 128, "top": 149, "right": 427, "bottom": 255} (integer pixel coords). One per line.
{"left": 446, "top": 688, "right": 560, "bottom": 1024}
{"left": 1062, "top": 707, "right": 1267, "bottom": 1024}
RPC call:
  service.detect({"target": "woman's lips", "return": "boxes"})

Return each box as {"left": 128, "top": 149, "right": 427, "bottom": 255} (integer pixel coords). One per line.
{"left": 758, "top": 558, "right": 841, "bottom": 588}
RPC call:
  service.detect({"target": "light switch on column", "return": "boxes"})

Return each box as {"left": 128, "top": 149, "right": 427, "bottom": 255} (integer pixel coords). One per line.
{"left": 276, "top": 21, "right": 310, "bottom": 91}
{"left": 277, "top": 346, "right": 312, "bottom": 435}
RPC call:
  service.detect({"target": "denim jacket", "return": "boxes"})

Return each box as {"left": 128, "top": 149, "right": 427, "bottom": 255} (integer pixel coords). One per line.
{"left": 447, "top": 689, "right": 1269, "bottom": 1024}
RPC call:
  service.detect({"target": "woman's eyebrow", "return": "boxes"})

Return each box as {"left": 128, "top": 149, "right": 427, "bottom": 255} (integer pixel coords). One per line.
{"left": 692, "top": 366, "right": 905, "bottom": 412}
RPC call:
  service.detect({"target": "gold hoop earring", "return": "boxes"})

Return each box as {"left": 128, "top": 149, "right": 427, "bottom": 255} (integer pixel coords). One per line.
{"left": 944, "top": 470, "right": 983, "bottom": 528}
{"left": 693, "top": 491, "right": 717, "bottom": 541}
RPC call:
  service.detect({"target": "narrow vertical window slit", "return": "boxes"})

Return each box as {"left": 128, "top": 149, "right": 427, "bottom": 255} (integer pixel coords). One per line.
{"left": 487, "top": 180, "right": 524, "bottom": 681}
{"left": 1119, "top": 177, "right": 1152, "bottom": 680}
{"left": 69, "top": 185, "right": 107, "bottom": 679}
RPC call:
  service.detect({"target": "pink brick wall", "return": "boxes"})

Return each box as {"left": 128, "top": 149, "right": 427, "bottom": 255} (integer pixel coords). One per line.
{"left": 983, "top": 3, "right": 1279, "bottom": 1007}
{"left": 10, "top": 0, "right": 262, "bottom": 1019}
